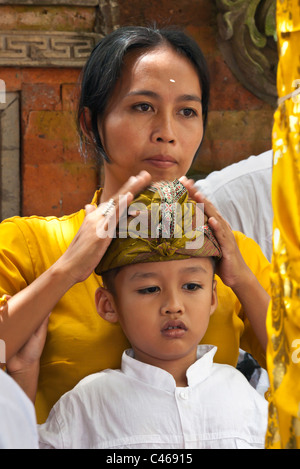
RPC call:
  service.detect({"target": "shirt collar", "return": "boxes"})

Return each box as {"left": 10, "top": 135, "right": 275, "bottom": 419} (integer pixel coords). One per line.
{"left": 121, "top": 345, "right": 217, "bottom": 392}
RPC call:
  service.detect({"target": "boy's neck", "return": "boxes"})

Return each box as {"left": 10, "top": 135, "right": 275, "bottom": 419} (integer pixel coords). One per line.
{"left": 133, "top": 348, "right": 198, "bottom": 387}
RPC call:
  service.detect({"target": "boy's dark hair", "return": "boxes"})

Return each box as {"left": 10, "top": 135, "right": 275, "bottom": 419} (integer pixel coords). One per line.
{"left": 101, "top": 267, "right": 122, "bottom": 296}
{"left": 77, "top": 25, "right": 210, "bottom": 164}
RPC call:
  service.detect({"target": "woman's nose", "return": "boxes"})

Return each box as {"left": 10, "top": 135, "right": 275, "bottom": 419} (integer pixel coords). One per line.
{"left": 151, "top": 114, "right": 176, "bottom": 144}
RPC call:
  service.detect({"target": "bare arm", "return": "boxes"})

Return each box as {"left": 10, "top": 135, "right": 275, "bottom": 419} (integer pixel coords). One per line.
{"left": 6, "top": 313, "right": 49, "bottom": 403}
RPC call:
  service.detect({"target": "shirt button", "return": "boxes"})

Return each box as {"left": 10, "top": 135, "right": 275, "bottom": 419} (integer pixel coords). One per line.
{"left": 179, "top": 391, "right": 188, "bottom": 400}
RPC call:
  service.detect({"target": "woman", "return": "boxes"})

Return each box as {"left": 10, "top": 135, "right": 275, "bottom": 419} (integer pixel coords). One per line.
{"left": 0, "top": 26, "right": 270, "bottom": 423}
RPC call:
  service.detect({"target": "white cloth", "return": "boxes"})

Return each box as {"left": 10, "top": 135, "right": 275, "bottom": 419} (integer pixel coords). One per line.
{"left": 38, "top": 345, "right": 268, "bottom": 449}
{"left": 0, "top": 369, "right": 39, "bottom": 449}
{"left": 195, "top": 150, "right": 273, "bottom": 261}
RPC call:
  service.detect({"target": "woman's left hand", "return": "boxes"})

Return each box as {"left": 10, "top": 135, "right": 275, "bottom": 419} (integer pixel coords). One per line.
{"left": 179, "top": 176, "right": 252, "bottom": 289}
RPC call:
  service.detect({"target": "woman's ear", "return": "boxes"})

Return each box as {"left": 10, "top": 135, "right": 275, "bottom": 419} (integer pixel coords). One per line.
{"left": 95, "top": 287, "right": 119, "bottom": 323}
{"left": 210, "top": 279, "right": 218, "bottom": 316}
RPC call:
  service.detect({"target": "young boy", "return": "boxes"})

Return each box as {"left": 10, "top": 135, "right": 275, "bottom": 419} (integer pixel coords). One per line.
{"left": 9, "top": 180, "right": 268, "bottom": 449}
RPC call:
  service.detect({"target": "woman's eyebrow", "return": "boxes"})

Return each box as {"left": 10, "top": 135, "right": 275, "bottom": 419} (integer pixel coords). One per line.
{"left": 177, "top": 94, "right": 202, "bottom": 104}
{"left": 125, "top": 90, "right": 159, "bottom": 99}
{"left": 125, "top": 90, "right": 202, "bottom": 104}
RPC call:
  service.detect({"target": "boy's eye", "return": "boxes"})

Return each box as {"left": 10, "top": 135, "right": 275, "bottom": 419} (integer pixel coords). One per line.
{"left": 138, "top": 286, "right": 160, "bottom": 294}
{"left": 182, "top": 283, "right": 202, "bottom": 291}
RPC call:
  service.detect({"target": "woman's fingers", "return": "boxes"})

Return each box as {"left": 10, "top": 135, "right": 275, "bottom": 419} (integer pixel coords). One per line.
{"left": 116, "top": 170, "right": 152, "bottom": 201}
{"left": 95, "top": 170, "right": 152, "bottom": 238}
{"left": 179, "top": 176, "right": 232, "bottom": 230}
{"left": 98, "top": 171, "right": 151, "bottom": 214}
{"left": 62, "top": 171, "right": 152, "bottom": 284}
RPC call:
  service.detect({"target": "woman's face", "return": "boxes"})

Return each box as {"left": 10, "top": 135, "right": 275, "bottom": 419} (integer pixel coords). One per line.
{"left": 98, "top": 45, "right": 204, "bottom": 192}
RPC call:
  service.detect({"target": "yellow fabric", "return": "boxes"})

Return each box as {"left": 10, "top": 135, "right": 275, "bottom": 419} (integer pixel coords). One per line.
{"left": 0, "top": 190, "right": 270, "bottom": 423}
{"left": 265, "top": 0, "right": 300, "bottom": 449}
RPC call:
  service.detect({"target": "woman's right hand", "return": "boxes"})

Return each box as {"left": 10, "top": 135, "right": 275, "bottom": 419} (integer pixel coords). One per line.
{"left": 55, "top": 170, "right": 152, "bottom": 286}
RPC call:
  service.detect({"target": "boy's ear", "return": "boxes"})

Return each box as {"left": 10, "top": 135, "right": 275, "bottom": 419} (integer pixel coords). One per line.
{"left": 95, "top": 287, "right": 119, "bottom": 323}
{"left": 210, "top": 279, "right": 218, "bottom": 316}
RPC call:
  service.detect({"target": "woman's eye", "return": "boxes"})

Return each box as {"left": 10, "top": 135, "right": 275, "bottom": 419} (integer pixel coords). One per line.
{"left": 180, "top": 108, "right": 197, "bottom": 118}
{"left": 134, "top": 103, "right": 152, "bottom": 112}
{"left": 182, "top": 283, "right": 201, "bottom": 291}
{"left": 138, "top": 286, "right": 160, "bottom": 294}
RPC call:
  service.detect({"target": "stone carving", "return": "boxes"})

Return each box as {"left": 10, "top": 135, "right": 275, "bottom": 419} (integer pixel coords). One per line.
{"left": 0, "top": 31, "right": 102, "bottom": 67}
{"left": 216, "top": 0, "right": 278, "bottom": 107}
{"left": 0, "top": 0, "right": 119, "bottom": 67}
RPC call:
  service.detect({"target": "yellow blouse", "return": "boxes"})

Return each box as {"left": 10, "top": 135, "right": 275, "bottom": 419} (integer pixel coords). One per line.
{"left": 0, "top": 190, "right": 270, "bottom": 423}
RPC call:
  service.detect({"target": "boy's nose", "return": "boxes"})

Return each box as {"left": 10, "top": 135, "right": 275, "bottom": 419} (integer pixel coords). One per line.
{"left": 160, "top": 294, "right": 184, "bottom": 316}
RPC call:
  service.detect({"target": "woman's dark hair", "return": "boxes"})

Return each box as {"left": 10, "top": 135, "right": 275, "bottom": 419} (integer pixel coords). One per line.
{"left": 77, "top": 25, "right": 210, "bottom": 164}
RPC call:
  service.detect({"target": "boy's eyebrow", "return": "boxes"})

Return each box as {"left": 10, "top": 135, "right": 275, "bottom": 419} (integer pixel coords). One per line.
{"left": 180, "top": 266, "right": 208, "bottom": 274}
{"left": 129, "top": 265, "right": 208, "bottom": 281}
{"left": 125, "top": 89, "right": 202, "bottom": 104}
{"left": 129, "top": 271, "right": 159, "bottom": 281}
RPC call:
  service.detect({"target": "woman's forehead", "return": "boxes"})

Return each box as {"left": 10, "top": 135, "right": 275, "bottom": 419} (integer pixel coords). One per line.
{"left": 123, "top": 45, "right": 197, "bottom": 76}
{"left": 115, "top": 45, "right": 201, "bottom": 96}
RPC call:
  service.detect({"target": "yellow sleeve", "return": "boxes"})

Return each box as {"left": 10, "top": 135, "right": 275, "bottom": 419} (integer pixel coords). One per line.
{"left": 0, "top": 218, "right": 36, "bottom": 296}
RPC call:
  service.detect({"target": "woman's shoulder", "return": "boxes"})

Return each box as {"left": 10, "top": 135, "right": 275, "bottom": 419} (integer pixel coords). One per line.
{"left": 0, "top": 190, "right": 102, "bottom": 238}
{"left": 1, "top": 209, "right": 85, "bottom": 242}
{"left": 233, "top": 230, "right": 269, "bottom": 262}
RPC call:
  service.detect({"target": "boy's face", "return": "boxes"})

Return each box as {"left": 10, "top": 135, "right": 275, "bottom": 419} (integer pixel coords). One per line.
{"left": 96, "top": 257, "right": 217, "bottom": 372}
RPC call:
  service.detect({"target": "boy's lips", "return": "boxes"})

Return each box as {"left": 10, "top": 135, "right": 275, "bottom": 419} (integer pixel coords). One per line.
{"left": 161, "top": 320, "right": 187, "bottom": 338}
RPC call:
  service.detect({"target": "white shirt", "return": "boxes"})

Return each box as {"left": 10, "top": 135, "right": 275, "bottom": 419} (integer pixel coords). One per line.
{"left": 195, "top": 150, "right": 273, "bottom": 261}
{"left": 0, "top": 369, "right": 39, "bottom": 449}
{"left": 38, "top": 345, "right": 268, "bottom": 449}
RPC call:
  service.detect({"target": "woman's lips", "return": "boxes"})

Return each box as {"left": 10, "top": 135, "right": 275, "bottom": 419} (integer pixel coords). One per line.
{"left": 144, "top": 155, "right": 177, "bottom": 168}
{"left": 161, "top": 320, "right": 187, "bottom": 338}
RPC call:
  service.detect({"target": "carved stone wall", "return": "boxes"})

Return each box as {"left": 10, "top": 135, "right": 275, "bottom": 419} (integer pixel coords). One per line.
{"left": 215, "top": 0, "right": 278, "bottom": 107}
{"left": 0, "top": 0, "right": 121, "bottom": 68}
{"left": 0, "top": 30, "right": 102, "bottom": 67}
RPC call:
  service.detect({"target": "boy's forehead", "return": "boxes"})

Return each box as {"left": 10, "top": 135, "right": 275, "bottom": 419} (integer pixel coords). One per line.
{"left": 122, "top": 257, "right": 213, "bottom": 280}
